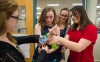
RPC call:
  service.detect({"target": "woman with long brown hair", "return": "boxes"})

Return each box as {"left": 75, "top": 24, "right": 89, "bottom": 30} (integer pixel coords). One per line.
{"left": 33, "top": 6, "right": 60, "bottom": 62}
{"left": 49, "top": 6, "right": 97, "bottom": 62}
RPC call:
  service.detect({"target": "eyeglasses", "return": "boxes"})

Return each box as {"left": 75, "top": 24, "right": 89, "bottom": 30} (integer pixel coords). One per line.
{"left": 11, "top": 16, "right": 19, "bottom": 21}
{"left": 60, "top": 14, "right": 68, "bottom": 18}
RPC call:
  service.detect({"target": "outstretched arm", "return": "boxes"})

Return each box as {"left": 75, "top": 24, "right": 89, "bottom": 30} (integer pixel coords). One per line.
{"left": 13, "top": 35, "right": 40, "bottom": 45}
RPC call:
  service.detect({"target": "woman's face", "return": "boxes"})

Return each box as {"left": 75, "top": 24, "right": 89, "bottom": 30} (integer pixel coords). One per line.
{"left": 70, "top": 11, "right": 80, "bottom": 24}
{"left": 45, "top": 11, "right": 54, "bottom": 26}
{"left": 7, "top": 9, "right": 19, "bottom": 32}
{"left": 60, "top": 10, "right": 69, "bottom": 23}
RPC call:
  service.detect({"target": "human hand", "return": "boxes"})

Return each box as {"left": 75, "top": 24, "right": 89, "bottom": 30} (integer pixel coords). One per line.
{"left": 42, "top": 45, "right": 49, "bottom": 53}
{"left": 48, "top": 36, "right": 60, "bottom": 45}
{"left": 48, "top": 25, "right": 58, "bottom": 37}
{"left": 38, "top": 47, "right": 42, "bottom": 53}
{"left": 60, "top": 46, "right": 66, "bottom": 53}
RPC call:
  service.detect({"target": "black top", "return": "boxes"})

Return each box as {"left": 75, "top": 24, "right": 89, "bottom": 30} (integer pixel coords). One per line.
{"left": 0, "top": 35, "right": 48, "bottom": 62}
{"left": 41, "top": 26, "right": 56, "bottom": 61}
{"left": 13, "top": 35, "right": 40, "bottom": 45}
{"left": 0, "top": 41, "right": 25, "bottom": 62}
{"left": 60, "top": 27, "right": 67, "bottom": 37}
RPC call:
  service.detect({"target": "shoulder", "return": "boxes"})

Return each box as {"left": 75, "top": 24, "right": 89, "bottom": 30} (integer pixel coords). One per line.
{"left": 83, "top": 24, "right": 97, "bottom": 38}
{"left": 82, "top": 24, "right": 97, "bottom": 43}
{"left": 35, "top": 23, "right": 41, "bottom": 30}
{"left": 0, "top": 41, "right": 12, "bottom": 50}
{"left": 86, "top": 24, "right": 96, "bottom": 28}
{"left": 35, "top": 23, "right": 41, "bottom": 28}
{"left": 84, "top": 24, "right": 97, "bottom": 31}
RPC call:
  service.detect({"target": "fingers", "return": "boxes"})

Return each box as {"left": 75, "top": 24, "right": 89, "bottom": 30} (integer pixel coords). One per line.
{"left": 62, "top": 46, "right": 66, "bottom": 50}
{"left": 42, "top": 45, "right": 49, "bottom": 53}
{"left": 48, "top": 25, "right": 58, "bottom": 35}
{"left": 42, "top": 45, "right": 48, "bottom": 48}
{"left": 60, "top": 50, "right": 65, "bottom": 53}
{"left": 60, "top": 46, "right": 66, "bottom": 53}
{"left": 62, "top": 46, "right": 65, "bottom": 49}
{"left": 47, "top": 36, "right": 58, "bottom": 45}
{"left": 38, "top": 47, "right": 42, "bottom": 53}
{"left": 40, "top": 35, "right": 43, "bottom": 38}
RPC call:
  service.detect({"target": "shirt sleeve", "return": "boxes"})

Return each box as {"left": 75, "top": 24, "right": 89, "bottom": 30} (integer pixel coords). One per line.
{"left": 0, "top": 50, "right": 25, "bottom": 62}
{"left": 13, "top": 35, "right": 40, "bottom": 45}
{"left": 34, "top": 50, "right": 48, "bottom": 62}
{"left": 82, "top": 25, "right": 97, "bottom": 44}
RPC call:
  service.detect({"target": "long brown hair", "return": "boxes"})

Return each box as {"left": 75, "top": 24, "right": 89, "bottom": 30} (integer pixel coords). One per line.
{"left": 38, "top": 6, "right": 56, "bottom": 30}
{"left": 0, "top": 0, "right": 18, "bottom": 44}
{"left": 70, "top": 6, "right": 93, "bottom": 30}
{"left": 57, "top": 8, "right": 70, "bottom": 28}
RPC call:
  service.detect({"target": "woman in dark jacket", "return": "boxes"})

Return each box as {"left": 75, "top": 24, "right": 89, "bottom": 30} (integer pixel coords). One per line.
{"left": 0, "top": 0, "right": 48, "bottom": 62}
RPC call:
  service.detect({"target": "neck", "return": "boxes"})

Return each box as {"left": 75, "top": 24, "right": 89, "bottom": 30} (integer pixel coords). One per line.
{"left": 59, "top": 22, "right": 66, "bottom": 30}
{"left": 0, "top": 33, "right": 9, "bottom": 42}
{"left": 46, "top": 24, "right": 53, "bottom": 26}
{"left": 0, "top": 33, "right": 16, "bottom": 48}
{"left": 0, "top": 33, "right": 6, "bottom": 38}
{"left": 60, "top": 21, "right": 65, "bottom": 26}
{"left": 77, "top": 25, "right": 80, "bottom": 30}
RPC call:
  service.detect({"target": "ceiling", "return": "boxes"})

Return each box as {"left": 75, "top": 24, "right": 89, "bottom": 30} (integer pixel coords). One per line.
{"left": 37, "top": 0, "right": 100, "bottom": 16}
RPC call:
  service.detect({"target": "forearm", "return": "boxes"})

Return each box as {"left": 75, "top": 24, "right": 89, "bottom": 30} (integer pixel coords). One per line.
{"left": 48, "top": 45, "right": 59, "bottom": 54}
{"left": 13, "top": 35, "right": 40, "bottom": 45}
{"left": 59, "top": 37, "right": 81, "bottom": 52}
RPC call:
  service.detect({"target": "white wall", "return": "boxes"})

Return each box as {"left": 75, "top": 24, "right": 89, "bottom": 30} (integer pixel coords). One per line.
{"left": 94, "top": 34, "right": 100, "bottom": 61}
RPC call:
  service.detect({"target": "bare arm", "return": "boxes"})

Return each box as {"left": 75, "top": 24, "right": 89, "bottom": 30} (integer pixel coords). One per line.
{"left": 60, "top": 33, "right": 69, "bottom": 53}
{"left": 48, "top": 26, "right": 60, "bottom": 54}
{"left": 35, "top": 24, "right": 41, "bottom": 36}
{"left": 58, "top": 36, "right": 92, "bottom": 52}
{"left": 35, "top": 24, "right": 42, "bottom": 47}
{"left": 59, "top": 26, "right": 97, "bottom": 52}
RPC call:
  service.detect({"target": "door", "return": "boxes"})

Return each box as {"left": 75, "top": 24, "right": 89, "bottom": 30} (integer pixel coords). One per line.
{"left": 13, "top": 0, "right": 34, "bottom": 62}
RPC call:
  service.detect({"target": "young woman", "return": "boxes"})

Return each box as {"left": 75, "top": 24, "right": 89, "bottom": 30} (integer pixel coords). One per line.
{"left": 33, "top": 6, "right": 60, "bottom": 62}
{"left": 0, "top": 0, "right": 49, "bottom": 62}
{"left": 49, "top": 6, "right": 97, "bottom": 62}
{"left": 55, "top": 8, "right": 70, "bottom": 62}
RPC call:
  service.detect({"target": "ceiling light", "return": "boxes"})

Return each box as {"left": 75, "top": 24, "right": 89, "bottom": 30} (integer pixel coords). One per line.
{"left": 72, "top": 3, "right": 82, "bottom": 6}
{"left": 37, "top": 12, "right": 41, "bottom": 14}
{"left": 47, "top": 4, "right": 59, "bottom": 6}
{"left": 97, "top": 6, "right": 100, "bottom": 8}
{"left": 37, "top": 7, "right": 41, "bottom": 9}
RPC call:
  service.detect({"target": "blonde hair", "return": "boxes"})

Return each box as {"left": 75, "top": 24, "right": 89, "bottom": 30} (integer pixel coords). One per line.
{"left": 0, "top": 0, "right": 18, "bottom": 44}
{"left": 57, "top": 8, "right": 70, "bottom": 28}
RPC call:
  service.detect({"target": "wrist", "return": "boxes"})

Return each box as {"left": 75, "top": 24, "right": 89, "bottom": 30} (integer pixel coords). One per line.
{"left": 58, "top": 37, "right": 62, "bottom": 42}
